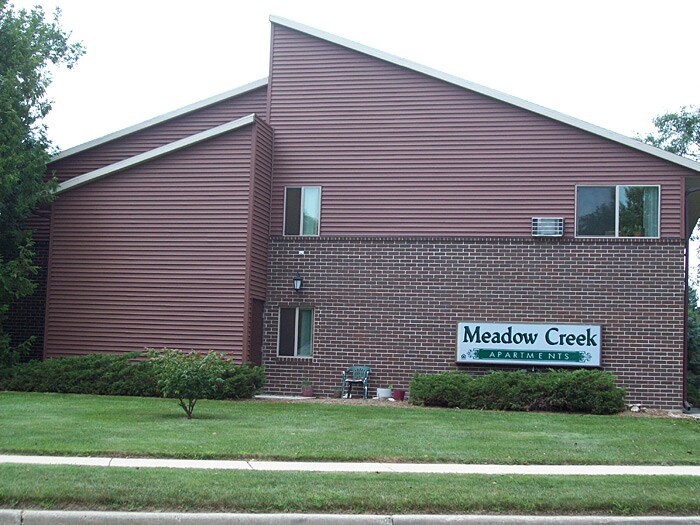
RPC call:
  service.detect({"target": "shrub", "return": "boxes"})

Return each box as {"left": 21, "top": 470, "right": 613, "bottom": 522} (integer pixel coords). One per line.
{"left": 0, "top": 352, "right": 159, "bottom": 396}
{"left": 150, "top": 349, "right": 225, "bottom": 418}
{"left": 409, "top": 372, "right": 472, "bottom": 408}
{"left": 689, "top": 376, "right": 700, "bottom": 409}
{"left": 410, "top": 369, "right": 626, "bottom": 415}
{"left": 149, "top": 349, "right": 265, "bottom": 418}
{"left": 0, "top": 351, "right": 265, "bottom": 407}
{"left": 217, "top": 363, "right": 266, "bottom": 400}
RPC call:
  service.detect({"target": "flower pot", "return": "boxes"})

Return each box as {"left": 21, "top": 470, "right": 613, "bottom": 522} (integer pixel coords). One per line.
{"left": 391, "top": 388, "right": 406, "bottom": 401}
{"left": 301, "top": 386, "right": 314, "bottom": 397}
{"left": 376, "top": 387, "right": 392, "bottom": 399}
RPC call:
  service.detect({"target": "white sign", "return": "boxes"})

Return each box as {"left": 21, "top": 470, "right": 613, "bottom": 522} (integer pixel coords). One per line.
{"left": 457, "top": 322, "right": 601, "bottom": 367}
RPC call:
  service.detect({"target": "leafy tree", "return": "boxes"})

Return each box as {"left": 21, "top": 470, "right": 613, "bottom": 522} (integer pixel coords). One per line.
{"left": 643, "top": 106, "right": 700, "bottom": 162}
{"left": 643, "top": 107, "right": 700, "bottom": 407}
{"left": 0, "top": 2, "right": 83, "bottom": 367}
{"left": 150, "top": 349, "right": 228, "bottom": 419}
{"left": 687, "top": 288, "right": 700, "bottom": 407}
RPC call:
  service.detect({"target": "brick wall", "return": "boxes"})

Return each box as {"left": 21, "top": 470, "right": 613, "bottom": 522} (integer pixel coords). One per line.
{"left": 5, "top": 240, "right": 49, "bottom": 362}
{"left": 262, "top": 237, "right": 686, "bottom": 408}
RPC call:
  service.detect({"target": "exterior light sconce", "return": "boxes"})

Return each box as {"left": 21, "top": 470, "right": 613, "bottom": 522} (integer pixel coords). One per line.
{"left": 293, "top": 272, "right": 304, "bottom": 292}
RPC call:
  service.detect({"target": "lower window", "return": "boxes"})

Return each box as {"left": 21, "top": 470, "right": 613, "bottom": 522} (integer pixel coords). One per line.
{"left": 278, "top": 307, "right": 314, "bottom": 357}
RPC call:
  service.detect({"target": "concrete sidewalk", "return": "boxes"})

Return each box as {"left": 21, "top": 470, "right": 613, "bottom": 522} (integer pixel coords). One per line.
{"left": 1, "top": 510, "right": 700, "bottom": 524}
{"left": 2, "top": 454, "right": 700, "bottom": 476}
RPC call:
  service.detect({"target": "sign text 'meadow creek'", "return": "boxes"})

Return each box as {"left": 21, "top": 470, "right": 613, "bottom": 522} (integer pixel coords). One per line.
{"left": 456, "top": 322, "right": 601, "bottom": 367}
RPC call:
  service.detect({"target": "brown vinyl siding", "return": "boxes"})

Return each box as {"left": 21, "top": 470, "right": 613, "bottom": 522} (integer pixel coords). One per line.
{"left": 44, "top": 128, "right": 254, "bottom": 359}
{"left": 248, "top": 119, "right": 274, "bottom": 302}
{"left": 268, "top": 24, "right": 687, "bottom": 238}
{"left": 241, "top": 119, "right": 274, "bottom": 361}
{"left": 48, "top": 86, "right": 267, "bottom": 183}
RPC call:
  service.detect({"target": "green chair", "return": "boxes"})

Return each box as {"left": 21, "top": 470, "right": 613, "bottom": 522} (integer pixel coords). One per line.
{"left": 341, "top": 366, "right": 371, "bottom": 399}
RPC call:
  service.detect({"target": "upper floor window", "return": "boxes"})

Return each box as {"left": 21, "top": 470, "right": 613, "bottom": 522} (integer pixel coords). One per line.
{"left": 284, "top": 187, "right": 320, "bottom": 236}
{"left": 576, "top": 185, "right": 659, "bottom": 238}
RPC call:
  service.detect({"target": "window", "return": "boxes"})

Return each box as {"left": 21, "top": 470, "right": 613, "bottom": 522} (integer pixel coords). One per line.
{"left": 278, "top": 307, "right": 314, "bottom": 357}
{"left": 576, "top": 185, "right": 659, "bottom": 238}
{"left": 284, "top": 187, "right": 320, "bottom": 236}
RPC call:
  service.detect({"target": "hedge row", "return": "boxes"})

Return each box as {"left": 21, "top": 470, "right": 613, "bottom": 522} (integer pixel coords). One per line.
{"left": 409, "top": 369, "right": 626, "bottom": 415}
{"left": 0, "top": 352, "right": 265, "bottom": 400}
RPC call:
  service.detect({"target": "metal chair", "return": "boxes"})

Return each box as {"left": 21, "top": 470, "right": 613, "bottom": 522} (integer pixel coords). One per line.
{"left": 341, "top": 366, "right": 371, "bottom": 399}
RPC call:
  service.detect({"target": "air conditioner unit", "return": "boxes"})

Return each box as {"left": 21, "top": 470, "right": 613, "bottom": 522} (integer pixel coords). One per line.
{"left": 531, "top": 217, "right": 564, "bottom": 237}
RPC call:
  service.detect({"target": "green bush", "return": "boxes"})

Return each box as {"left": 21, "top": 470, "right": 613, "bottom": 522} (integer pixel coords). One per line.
{"left": 687, "top": 296, "right": 700, "bottom": 408}
{"left": 0, "top": 352, "right": 160, "bottom": 396}
{"left": 408, "top": 371, "right": 472, "bottom": 408}
{"left": 0, "top": 351, "right": 265, "bottom": 407}
{"left": 150, "top": 349, "right": 225, "bottom": 418}
{"left": 217, "top": 363, "right": 266, "bottom": 400}
{"left": 410, "top": 369, "right": 626, "bottom": 415}
{"left": 149, "top": 349, "right": 265, "bottom": 418}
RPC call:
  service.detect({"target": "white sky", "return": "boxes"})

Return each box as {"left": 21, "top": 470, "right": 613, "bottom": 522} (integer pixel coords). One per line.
{"left": 13, "top": 0, "right": 700, "bottom": 151}
{"left": 12, "top": 0, "right": 700, "bottom": 282}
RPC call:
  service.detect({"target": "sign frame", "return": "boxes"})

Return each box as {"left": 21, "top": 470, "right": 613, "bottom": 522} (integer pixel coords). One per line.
{"left": 456, "top": 322, "right": 602, "bottom": 367}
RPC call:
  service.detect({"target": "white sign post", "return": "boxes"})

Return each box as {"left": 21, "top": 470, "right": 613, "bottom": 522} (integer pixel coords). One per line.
{"left": 456, "top": 322, "right": 601, "bottom": 367}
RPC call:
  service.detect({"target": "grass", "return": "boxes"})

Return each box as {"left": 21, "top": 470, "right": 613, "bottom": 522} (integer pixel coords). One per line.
{"left": 1, "top": 464, "right": 699, "bottom": 515}
{"left": 1, "top": 392, "right": 698, "bottom": 465}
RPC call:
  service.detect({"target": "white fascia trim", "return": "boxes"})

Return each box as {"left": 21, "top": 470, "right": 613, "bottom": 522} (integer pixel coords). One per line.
{"left": 51, "top": 78, "right": 268, "bottom": 163}
{"left": 270, "top": 16, "right": 700, "bottom": 175}
{"left": 56, "top": 114, "right": 256, "bottom": 194}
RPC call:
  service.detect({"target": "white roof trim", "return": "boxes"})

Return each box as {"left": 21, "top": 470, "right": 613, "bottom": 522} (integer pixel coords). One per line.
{"left": 56, "top": 114, "right": 256, "bottom": 194}
{"left": 270, "top": 15, "right": 700, "bottom": 175}
{"left": 51, "top": 78, "right": 268, "bottom": 162}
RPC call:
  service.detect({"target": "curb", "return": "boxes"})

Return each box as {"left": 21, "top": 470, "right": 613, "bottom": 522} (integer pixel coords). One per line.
{"left": 1, "top": 511, "right": 700, "bottom": 524}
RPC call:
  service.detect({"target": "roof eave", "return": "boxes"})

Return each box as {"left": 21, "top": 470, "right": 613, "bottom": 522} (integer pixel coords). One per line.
{"left": 50, "top": 78, "right": 268, "bottom": 163}
{"left": 56, "top": 114, "right": 257, "bottom": 195}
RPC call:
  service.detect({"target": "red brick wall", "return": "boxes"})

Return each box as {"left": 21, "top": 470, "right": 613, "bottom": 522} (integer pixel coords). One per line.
{"left": 262, "top": 237, "right": 686, "bottom": 408}
{"left": 5, "top": 240, "right": 49, "bottom": 361}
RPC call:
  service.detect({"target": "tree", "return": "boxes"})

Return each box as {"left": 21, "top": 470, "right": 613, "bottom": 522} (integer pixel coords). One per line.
{"left": 643, "top": 108, "right": 700, "bottom": 407}
{"left": 687, "top": 288, "right": 700, "bottom": 407}
{"left": 643, "top": 106, "right": 700, "bottom": 162}
{"left": 0, "top": 2, "right": 83, "bottom": 368}
{"left": 150, "top": 349, "right": 228, "bottom": 419}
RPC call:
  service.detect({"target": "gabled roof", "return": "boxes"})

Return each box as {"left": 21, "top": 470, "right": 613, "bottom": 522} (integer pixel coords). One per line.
{"left": 51, "top": 78, "right": 268, "bottom": 163}
{"left": 270, "top": 15, "right": 700, "bottom": 176}
{"left": 56, "top": 114, "right": 256, "bottom": 194}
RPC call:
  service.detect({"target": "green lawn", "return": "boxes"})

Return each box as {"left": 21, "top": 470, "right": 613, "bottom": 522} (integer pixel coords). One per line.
{"left": 1, "top": 392, "right": 698, "bottom": 465}
{"left": 1, "top": 465, "right": 698, "bottom": 515}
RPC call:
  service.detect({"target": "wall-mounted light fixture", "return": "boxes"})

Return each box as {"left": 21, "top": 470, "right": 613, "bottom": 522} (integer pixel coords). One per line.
{"left": 293, "top": 272, "right": 304, "bottom": 292}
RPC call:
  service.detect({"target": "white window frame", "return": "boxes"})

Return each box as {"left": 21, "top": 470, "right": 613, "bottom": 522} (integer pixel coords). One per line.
{"left": 283, "top": 186, "right": 322, "bottom": 236}
{"left": 575, "top": 184, "right": 661, "bottom": 239}
{"left": 276, "top": 307, "right": 314, "bottom": 358}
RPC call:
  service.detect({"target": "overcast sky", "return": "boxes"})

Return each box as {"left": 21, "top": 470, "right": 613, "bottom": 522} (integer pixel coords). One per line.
{"left": 12, "top": 0, "right": 700, "bottom": 152}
